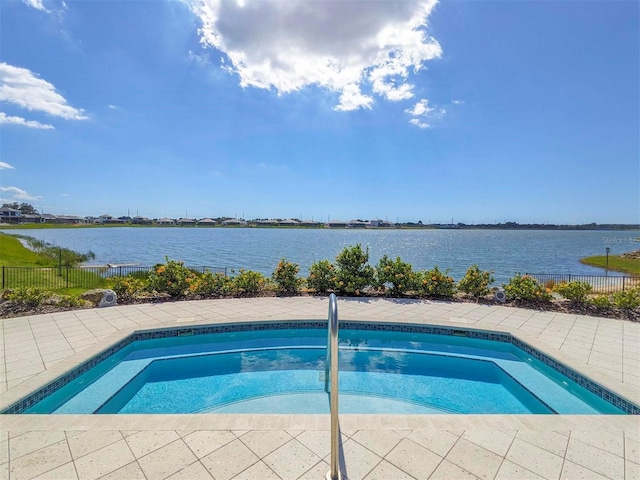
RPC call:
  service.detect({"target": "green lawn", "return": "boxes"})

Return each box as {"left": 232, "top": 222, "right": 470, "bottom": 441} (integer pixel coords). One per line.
{"left": 0, "top": 233, "right": 106, "bottom": 291}
{"left": 0, "top": 233, "right": 54, "bottom": 266}
{"left": 580, "top": 254, "right": 640, "bottom": 276}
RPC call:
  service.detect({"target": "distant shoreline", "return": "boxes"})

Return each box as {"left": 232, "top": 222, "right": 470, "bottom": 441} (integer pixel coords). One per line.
{"left": 1, "top": 223, "right": 639, "bottom": 231}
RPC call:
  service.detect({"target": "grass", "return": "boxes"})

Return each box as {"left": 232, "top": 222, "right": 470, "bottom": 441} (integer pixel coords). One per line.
{"left": 0, "top": 233, "right": 55, "bottom": 266}
{"left": 580, "top": 254, "right": 640, "bottom": 276}
{"left": 0, "top": 233, "right": 105, "bottom": 291}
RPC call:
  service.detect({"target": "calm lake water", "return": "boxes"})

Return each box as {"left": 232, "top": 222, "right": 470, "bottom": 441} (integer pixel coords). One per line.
{"left": 4, "top": 227, "right": 638, "bottom": 283}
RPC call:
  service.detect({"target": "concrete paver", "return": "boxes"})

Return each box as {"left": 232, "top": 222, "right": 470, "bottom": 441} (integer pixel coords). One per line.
{"left": 1, "top": 297, "right": 639, "bottom": 479}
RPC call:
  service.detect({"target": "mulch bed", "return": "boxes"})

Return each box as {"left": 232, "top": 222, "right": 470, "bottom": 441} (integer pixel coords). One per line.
{"left": 1, "top": 292, "right": 638, "bottom": 322}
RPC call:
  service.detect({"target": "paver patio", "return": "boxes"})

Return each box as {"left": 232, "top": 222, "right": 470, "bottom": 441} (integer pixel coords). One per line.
{"left": 1, "top": 297, "right": 639, "bottom": 479}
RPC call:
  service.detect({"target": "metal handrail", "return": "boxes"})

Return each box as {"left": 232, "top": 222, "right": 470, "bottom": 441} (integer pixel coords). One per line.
{"left": 325, "top": 293, "right": 340, "bottom": 480}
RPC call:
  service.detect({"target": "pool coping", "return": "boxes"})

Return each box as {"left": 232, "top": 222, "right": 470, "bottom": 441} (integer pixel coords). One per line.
{"left": 2, "top": 298, "right": 639, "bottom": 479}
{"left": 2, "top": 316, "right": 639, "bottom": 415}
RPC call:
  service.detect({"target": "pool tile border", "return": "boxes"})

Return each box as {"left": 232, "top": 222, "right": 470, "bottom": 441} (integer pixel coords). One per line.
{"left": 2, "top": 320, "right": 638, "bottom": 415}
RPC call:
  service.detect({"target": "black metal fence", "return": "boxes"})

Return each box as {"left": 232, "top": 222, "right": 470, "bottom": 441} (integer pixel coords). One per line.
{"left": 526, "top": 273, "right": 640, "bottom": 294}
{"left": 0, "top": 265, "right": 227, "bottom": 290}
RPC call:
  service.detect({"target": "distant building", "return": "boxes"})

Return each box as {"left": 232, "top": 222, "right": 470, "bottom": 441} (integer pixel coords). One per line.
{"left": 198, "top": 218, "right": 217, "bottom": 226}
{"left": 299, "top": 220, "right": 322, "bottom": 227}
{"left": 222, "top": 218, "right": 247, "bottom": 226}
{"left": 157, "top": 217, "right": 176, "bottom": 225}
{"left": 325, "top": 219, "right": 347, "bottom": 228}
{"left": 348, "top": 219, "right": 367, "bottom": 228}
{"left": 20, "top": 214, "right": 44, "bottom": 224}
{"left": 132, "top": 216, "right": 152, "bottom": 225}
{"left": 55, "top": 215, "right": 85, "bottom": 225}
{"left": 278, "top": 219, "right": 299, "bottom": 226}
{"left": 256, "top": 219, "right": 278, "bottom": 226}
{"left": 177, "top": 218, "right": 196, "bottom": 226}
{"left": 0, "top": 207, "right": 21, "bottom": 223}
{"left": 369, "top": 218, "right": 392, "bottom": 228}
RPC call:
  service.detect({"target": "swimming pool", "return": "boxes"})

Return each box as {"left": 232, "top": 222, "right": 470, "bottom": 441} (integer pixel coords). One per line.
{"left": 5, "top": 321, "right": 635, "bottom": 415}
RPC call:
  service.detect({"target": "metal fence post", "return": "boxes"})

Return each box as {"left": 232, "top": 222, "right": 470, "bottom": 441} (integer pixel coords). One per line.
{"left": 2, "top": 266, "right": 4, "bottom": 289}
{"left": 623, "top": 277, "right": 626, "bottom": 291}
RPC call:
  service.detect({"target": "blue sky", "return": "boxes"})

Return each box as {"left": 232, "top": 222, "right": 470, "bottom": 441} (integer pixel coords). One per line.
{"left": 1, "top": 0, "right": 638, "bottom": 224}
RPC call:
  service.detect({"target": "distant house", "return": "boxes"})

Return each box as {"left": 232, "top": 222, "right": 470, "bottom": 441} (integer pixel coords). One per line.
{"left": 299, "top": 220, "right": 321, "bottom": 227}
{"left": 177, "top": 218, "right": 196, "bottom": 226}
{"left": 157, "top": 218, "right": 176, "bottom": 225}
{"left": 132, "top": 216, "right": 152, "bottom": 225}
{"left": 278, "top": 219, "right": 299, "bottom": 226}
{"left": 222, "top": 218, "right": 247, "bottom": 226}
{"left": 40, "top": 214, "right": 58, "bottom": 223}
{"left": 55, "top": 215, "right": 85, "bottom": 225}
{"left": 256, "top": 219, "right": 278, "bottom": 226}
{"left": 348, "top": 219, "right": 367, "bottom": 228}
{"left": 0, "top": 207, "right": 21, "bottom": 223}
{"left": 369, "top": 218, "right": 392, "bottom": 228}
{"left": 325, "top": 219, "right": 347, "bottom": 228}
{"left": 98, "top": 214, "right": 115, "bottom": 224}
{"left": 20, "top": 214, "right": 44, "bottom": 224}
{"left": 198, "top": 218, "right": 217, "bottom": 226}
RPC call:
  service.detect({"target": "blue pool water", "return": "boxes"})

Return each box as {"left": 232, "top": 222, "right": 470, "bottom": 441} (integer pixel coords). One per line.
{"left": 21, "top": 326, "right": 627, "bottom": 415}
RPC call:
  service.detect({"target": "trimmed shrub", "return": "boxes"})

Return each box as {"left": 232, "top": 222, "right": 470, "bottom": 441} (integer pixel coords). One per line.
{"left": 190, "top": 271, "right": 232, "bottom": 297}
{"left": 146, "top": 259, "right": 197, "bottom": 297}
{"left": 108, "top": 276, "right": 146, "bottom": 301}
{"left": 589, "top": 295, "right": 612, "bottom": 309}
{"left": 375, "top": 255, "right": 417, "bottom": 296}
{"left": 417, "top": 266, "right": 456, "bottom": 298}
{"left": 232, "top": 269, "right": 267, "bottom": 296}
{"left": 272, "top": 259, "right": 303, "bottom": 295}
{"left": 611, "top": 288, "right": 640, "bottom": 310}
{"left": 504, "top": 274, "right": 552, "bottom": 302}
{"left": 4, "top": 287, "right": 50, "bottom": 307}
{"left": 553, "top": 281, "right": 592, "bottom": 303}
{"left": 334, "top": 244, "right": 375, "bottom": 295}
{"left": 457, "top": 265, "right": 494, "bottom": 298}
{"left": 51, "top": 294, "right": 87, "bottom": 308}
{"left": 307, "top": 260, "right": 336, "bottom": 294}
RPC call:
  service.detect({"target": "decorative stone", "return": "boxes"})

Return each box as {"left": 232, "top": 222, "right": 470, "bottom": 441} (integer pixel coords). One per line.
{"left": 80, "top": 289, "right": 117, "bottom": 307}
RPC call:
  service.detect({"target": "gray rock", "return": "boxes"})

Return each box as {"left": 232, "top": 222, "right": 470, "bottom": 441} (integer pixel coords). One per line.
{"left": 80, "top": 289, "right": 118, "bottom": 307}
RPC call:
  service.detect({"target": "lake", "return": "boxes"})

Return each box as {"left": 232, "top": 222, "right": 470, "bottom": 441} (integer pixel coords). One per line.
{"left": 2, "top": 228, "right": 638, "bottom": 283}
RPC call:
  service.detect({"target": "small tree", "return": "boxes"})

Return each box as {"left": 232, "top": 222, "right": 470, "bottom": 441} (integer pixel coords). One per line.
{"left": 146, "top": 258, "right": 197, "bottom": 297}
{"left": 334, "top": 244, "right": 375, "bottom": 295}
{"left": 272, "top": 258, "right": 303, "bottom": 295}
{"left": 417, "top": 266, "right": 456, "bottom": 298}
{"left": 504, "top": 274, "right": 552, "bottom": 302}
{"left": 376, "top": 255, "right": 416, "bottom": 296}
{"left": 232, "top": 269, "right": 267, "bottom": 296}
{"left": 307, "top": 260, "right": 336, "bottom": 294}
{"left": 458, "top": 265, "right": 494, "bottom": 298}
{"left": 553, "top": 281, "right": 592, "bottom": 303}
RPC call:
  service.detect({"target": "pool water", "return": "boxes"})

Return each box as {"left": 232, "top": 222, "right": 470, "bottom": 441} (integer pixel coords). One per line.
{"left": 24, "top": 328, "right": 625, "bottom": 415}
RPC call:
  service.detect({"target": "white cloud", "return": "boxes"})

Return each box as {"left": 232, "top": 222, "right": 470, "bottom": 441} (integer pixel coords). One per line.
{"left": 405, "top": 98, "right": 445, "bottom": 128}
{"left": 0, "top": 161, "right": 15, "bottom": 170}
{"left": 406, "top": 99, "right": 435, "bottom": 117}
{"left": 0, "top": 62, "right": 88, "bottom": 120}
{"left": 452, "top": 99, "right": 464, "bottom": 105}
{"left": 409, "top": 118, "right": 431, "bottom": 129}
{"left": 185, "top": 0, "right": 441, "bottom": 111}
{"left": 0, "top": 112, "right": 54, "bottom": 130}
{"left": 0, "top": 186, "right": 42, "bottom": 201}
{"left": 22, "top": 0, "right": 48, "bottom": 11}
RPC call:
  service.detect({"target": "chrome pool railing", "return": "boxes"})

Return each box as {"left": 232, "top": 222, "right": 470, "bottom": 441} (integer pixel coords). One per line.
{"left": 325, "top": 293, "right": 340, "bottom": 480}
